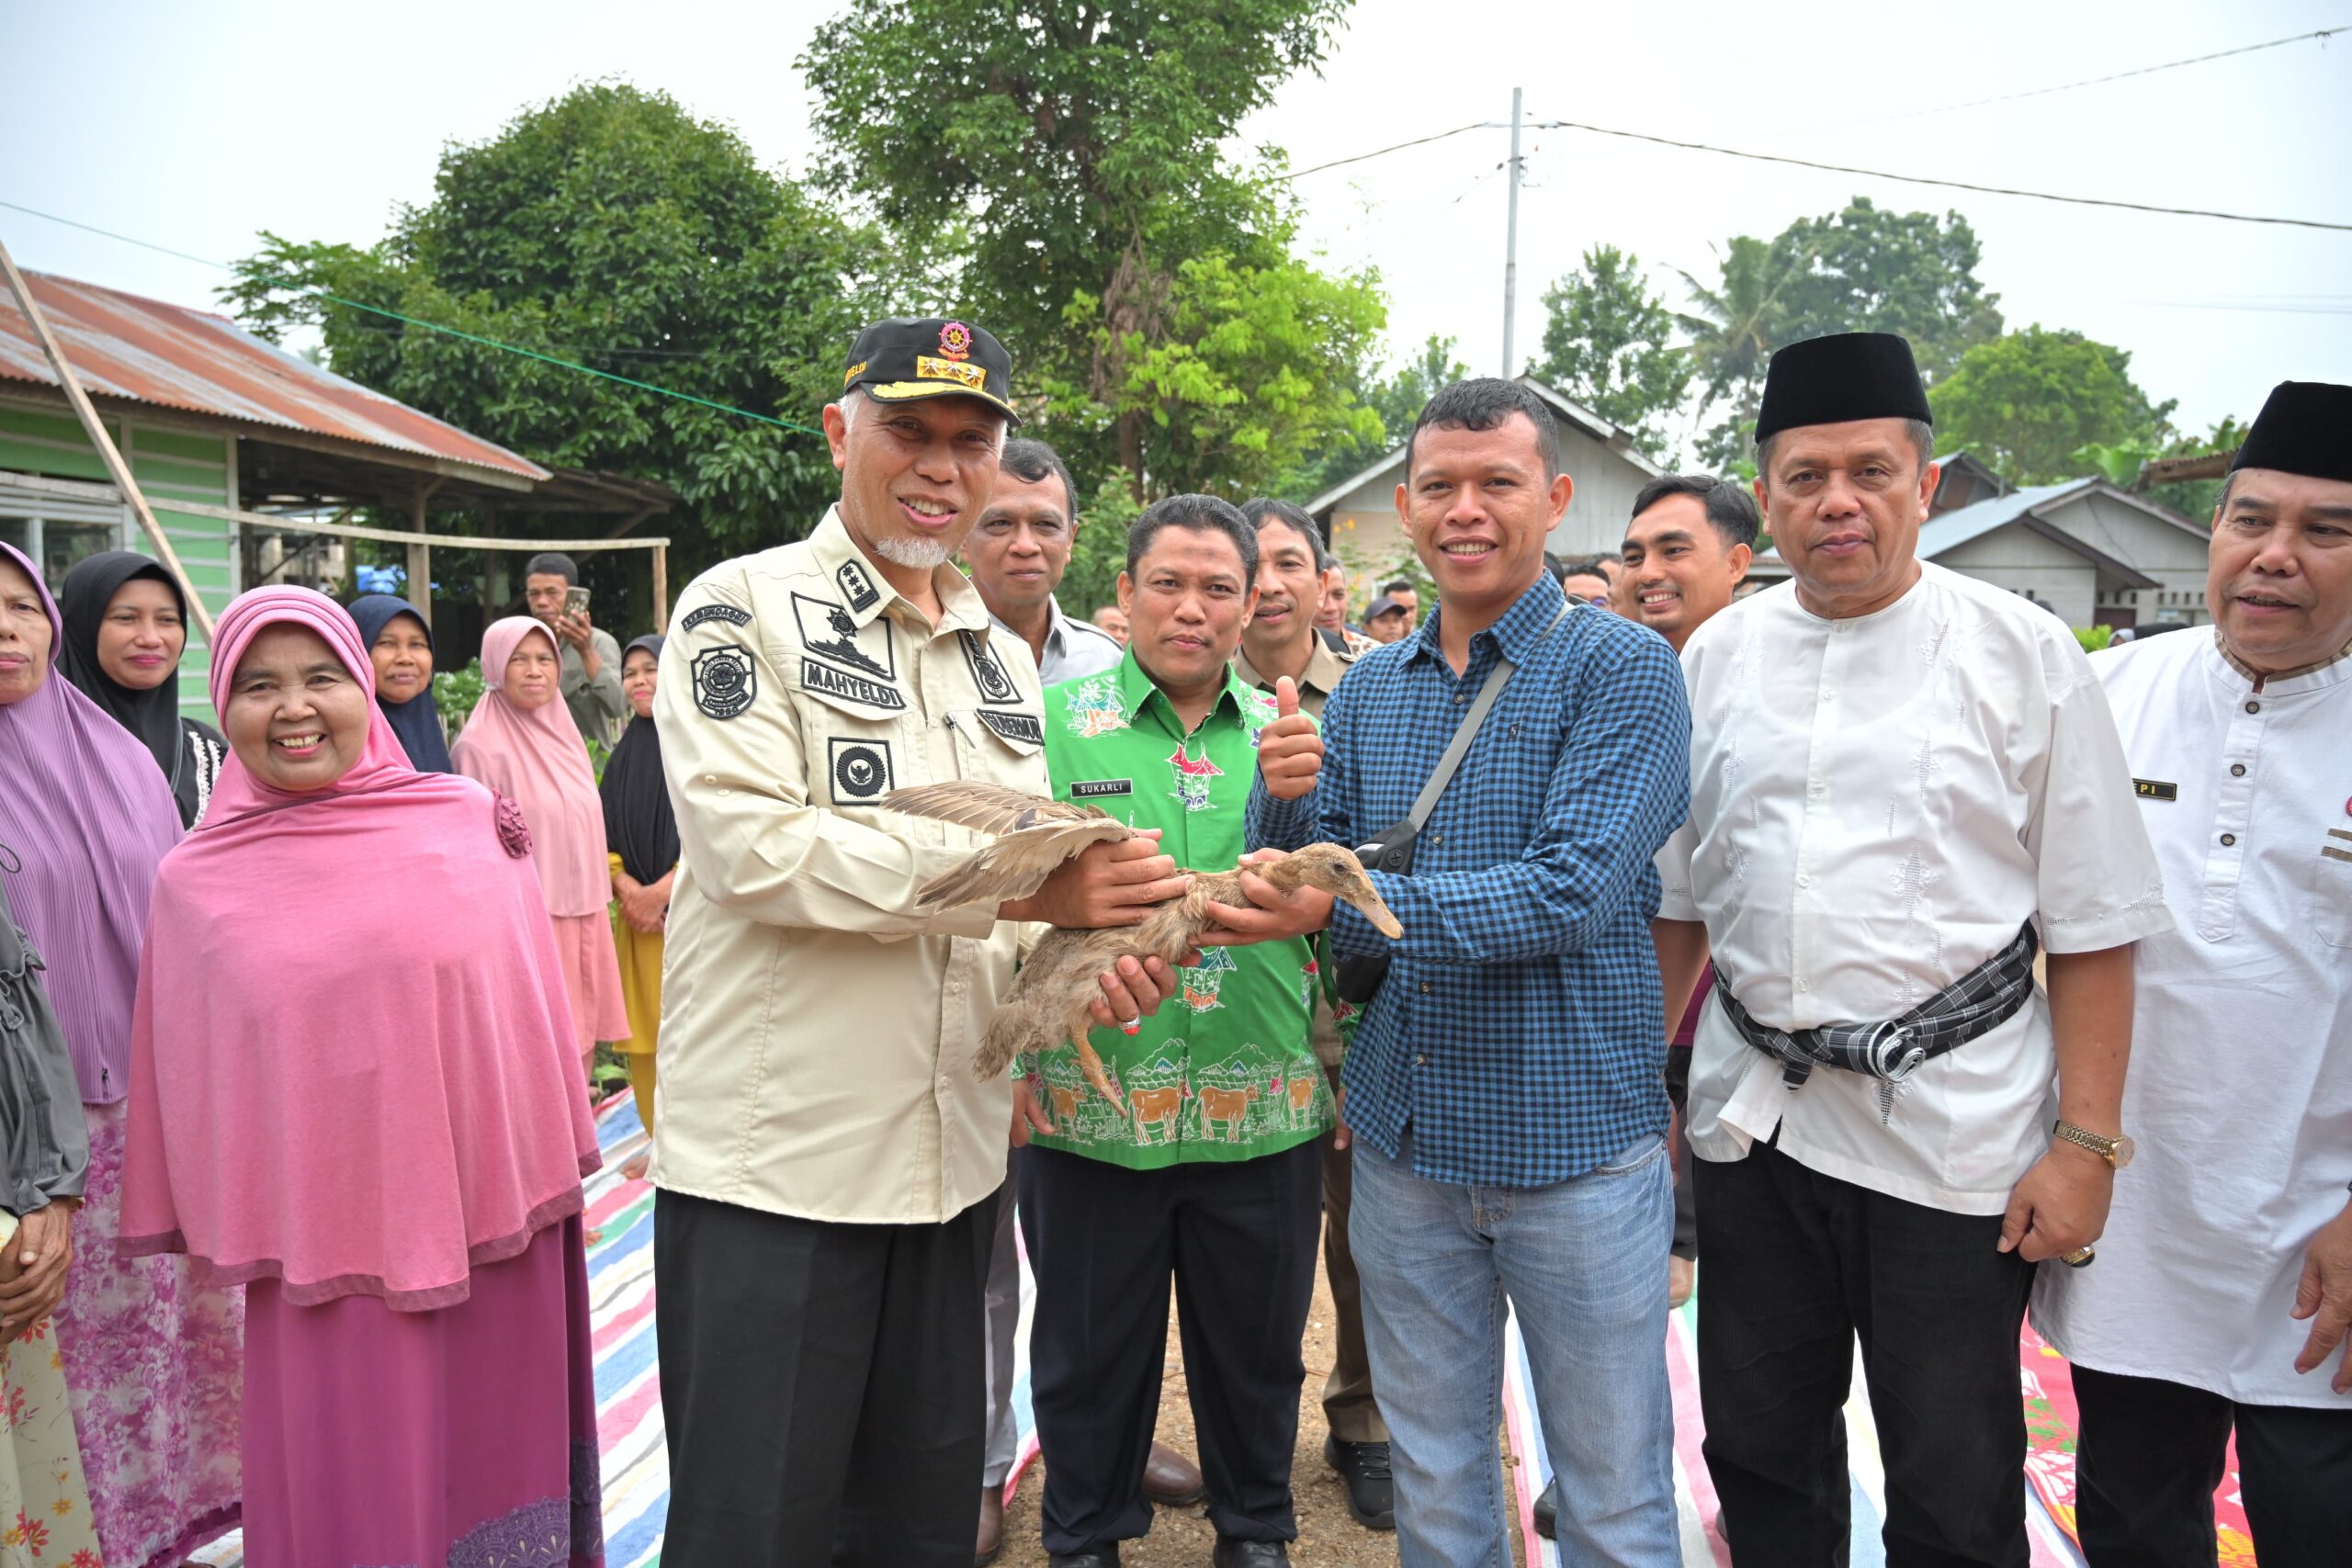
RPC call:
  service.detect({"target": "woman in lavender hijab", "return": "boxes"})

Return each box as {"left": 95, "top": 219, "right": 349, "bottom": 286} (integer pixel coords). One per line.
{"left": 0, "top": 541, "right": 243, "bottom": 1568}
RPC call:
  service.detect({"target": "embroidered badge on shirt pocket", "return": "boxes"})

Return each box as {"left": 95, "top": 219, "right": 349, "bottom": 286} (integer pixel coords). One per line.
{"left": 2316, "top": 829, "right": 2352, "bottom": 948}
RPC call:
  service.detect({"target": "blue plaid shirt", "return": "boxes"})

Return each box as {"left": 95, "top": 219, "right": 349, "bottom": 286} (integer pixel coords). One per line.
{"left": 1247, "top": 576, "right": 1691, "bottom": 1188}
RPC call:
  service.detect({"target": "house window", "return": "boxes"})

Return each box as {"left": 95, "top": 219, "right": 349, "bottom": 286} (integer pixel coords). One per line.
{"left": 0, "top": 514, "right": 123, "bottom": 592}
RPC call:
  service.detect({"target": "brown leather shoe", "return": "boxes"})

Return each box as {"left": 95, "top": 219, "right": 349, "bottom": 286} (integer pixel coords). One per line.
{"left": 975, "top": 1485, "right": 1005, "bottom": 1566}
{"left": 1142, "top": 1440, "right": 1206, "bottom": 1506}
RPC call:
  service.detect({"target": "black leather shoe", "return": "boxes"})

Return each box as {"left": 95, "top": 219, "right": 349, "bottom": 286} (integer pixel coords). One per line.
{"left": 1323, "top": 1435, "right": 1395, "bottom": 1530}
{"left": 1211, "top": 1539, "right": 1290, "bottom": 1567}
{"left": 1532, "top": 1476, "right": 1558, "bottom": 1540}
{"left": 1047, "top": 1547, "right": 1120, "bottom": 1568}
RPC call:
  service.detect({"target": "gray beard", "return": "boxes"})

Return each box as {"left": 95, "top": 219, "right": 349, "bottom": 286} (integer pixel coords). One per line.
{"left": 873, "top": 536, "right": 952, "bottom": 571}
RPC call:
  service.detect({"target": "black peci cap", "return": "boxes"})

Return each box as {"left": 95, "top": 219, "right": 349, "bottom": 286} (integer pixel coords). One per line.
{"left": 2229, "top": 381, "right": 2352, "bottom": 485}
{"left": 1754, "top": 332, "right": 1932, "bottom": 446}
{"left": 842, "top": 317, "right": 1019, "bottom": 422}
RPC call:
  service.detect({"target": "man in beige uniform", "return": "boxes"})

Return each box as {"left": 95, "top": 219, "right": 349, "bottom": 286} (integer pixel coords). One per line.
{"left": 652, "top": 318, "right": 1185, "bottom": 1567}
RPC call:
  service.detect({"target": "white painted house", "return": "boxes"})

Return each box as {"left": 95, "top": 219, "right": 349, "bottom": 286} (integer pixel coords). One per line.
{"left": 1305, "top": 375, "right": 1663, "bottom": 603}
{"left": 1747, "top": 474, "right": 2212, "bottom": 628}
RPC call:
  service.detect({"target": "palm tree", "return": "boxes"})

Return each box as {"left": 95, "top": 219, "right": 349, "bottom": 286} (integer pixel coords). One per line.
{"left": 1675, "top": 236, "right": 1804, "bottom": 460}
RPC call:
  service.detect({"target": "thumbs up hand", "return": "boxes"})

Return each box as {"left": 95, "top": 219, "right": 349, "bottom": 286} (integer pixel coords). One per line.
{"left": 1257, "top": 675, "right": 1324, "bottom": 801}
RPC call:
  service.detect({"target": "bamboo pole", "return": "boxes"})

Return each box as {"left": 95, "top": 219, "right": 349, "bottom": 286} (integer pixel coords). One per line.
{"left": 0, "top": 233, "right": 217, "bottom": 642}
{"left": 651, "top": 542, "right": 670, "bottom": 633}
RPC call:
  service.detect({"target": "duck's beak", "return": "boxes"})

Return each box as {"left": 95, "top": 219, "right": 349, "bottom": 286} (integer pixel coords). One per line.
{"left": 1347, "top": 886, "right": 1404, "bottom": 940}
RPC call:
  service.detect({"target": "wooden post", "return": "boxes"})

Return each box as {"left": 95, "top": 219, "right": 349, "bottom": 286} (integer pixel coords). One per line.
{"left": 0, "top": 231, "right": 216, "bottom": 641}
{"left": 406, "top": 481, "right": 437, "bottom": 628}
{"left": 651, "top": 542, "right": 670, "bottom": 633}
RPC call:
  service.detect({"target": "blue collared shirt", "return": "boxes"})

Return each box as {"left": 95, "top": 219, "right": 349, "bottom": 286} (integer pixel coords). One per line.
{"left": 1247, "top": 576, "right": 1691, "bottom": 1188}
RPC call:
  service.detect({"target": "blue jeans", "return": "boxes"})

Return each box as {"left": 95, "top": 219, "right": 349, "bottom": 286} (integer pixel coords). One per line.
{"left": 1351, "top": 1128, "right": 1678, "bottom": 1567}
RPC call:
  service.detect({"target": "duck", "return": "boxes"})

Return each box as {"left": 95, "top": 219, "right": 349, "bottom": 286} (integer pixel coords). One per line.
{"left": 880, "top": 780, "right": 1404, "bottom": 1103}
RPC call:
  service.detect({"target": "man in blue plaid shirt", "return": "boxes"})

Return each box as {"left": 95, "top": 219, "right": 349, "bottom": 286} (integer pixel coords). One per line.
{"left": 1228, "top": 380, "right": 1690, "bottom": 1565}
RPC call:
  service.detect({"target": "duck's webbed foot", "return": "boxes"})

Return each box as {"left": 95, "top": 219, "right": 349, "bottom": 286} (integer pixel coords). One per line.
{"left": 1073, "top": 1035, "right": 1120, "bottom": 1104}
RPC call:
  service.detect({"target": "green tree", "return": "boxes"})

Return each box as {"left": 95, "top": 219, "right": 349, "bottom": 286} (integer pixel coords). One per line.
{"left": 800, "top": 0, "right": 1373, "bottom": 498}
{"left": 1676, "top": 236, "right": 1799, "bottom": 474}
{"left": 1678, "top": 198, "right": 2003, "bottom": 471}
{"left": 2146, "top": 415, "right": 2249, "bottom": 522}
{"left": 1928, "top": 326, "right": 2177, "bottom": 485}
{"left": 1289, "top": 332, "right": 1469, "bottom": 498}
{"left": 1770, "top": 197, "right": 2003, "bottom": 383}
{"left": 1532, "top": 244, "right": 1688, "bottom": 460}
{"left": 223, "top": 84, "right": 879, "bottom": 581}
{"left": 1080, "top": 242, "right": 1385, "bottom": 500}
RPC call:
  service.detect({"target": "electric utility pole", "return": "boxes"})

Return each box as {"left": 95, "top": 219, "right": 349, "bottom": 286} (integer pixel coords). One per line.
{"left": 1500, "top": 85, "right": 1523, "bottom": 378}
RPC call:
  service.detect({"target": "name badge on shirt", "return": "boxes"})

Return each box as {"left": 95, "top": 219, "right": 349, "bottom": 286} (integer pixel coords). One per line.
{"left": 1069, "top": 779, "right": 1133, "bottom": 799}
{"left": 2133, "top": 778, "right": 2178, "bottom": 802}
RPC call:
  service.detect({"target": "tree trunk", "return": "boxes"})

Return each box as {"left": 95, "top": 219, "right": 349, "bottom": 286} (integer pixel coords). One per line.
{"left": 1117, "top": 411, "right": 1145, "bottom": 502}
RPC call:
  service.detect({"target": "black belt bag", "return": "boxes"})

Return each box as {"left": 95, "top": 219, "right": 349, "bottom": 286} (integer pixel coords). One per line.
{"left": 1332, "top": 600, "right": 1573, "bottom": 1006}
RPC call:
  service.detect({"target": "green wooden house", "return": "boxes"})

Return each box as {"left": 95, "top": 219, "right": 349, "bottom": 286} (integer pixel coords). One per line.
{"left": 1, "top": 268, "right": 673, "bottom": 722}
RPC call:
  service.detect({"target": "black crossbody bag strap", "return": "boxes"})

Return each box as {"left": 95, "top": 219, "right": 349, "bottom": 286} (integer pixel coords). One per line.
{"left": 1335, "top": 599, "right": 1574, "bottom": 1003}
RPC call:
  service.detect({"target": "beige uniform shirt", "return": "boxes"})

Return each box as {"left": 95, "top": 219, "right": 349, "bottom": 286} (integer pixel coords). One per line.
{"left": 1233, "top": 635, "right": 1358, "bottom": 1066}
{"left": 651, "top": 506, "right": 1049, "bottom": 1224}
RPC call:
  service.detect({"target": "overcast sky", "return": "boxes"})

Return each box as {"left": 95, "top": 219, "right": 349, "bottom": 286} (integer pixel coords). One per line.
{"left": 6, "top": 0, "right": 2346, "bottom": 456}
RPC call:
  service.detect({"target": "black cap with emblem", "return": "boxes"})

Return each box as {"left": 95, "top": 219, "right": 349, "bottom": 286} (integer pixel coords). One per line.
{"left": 842, "top": 317, "right": 1020, "bottom": 423}
{"left": 2231, "top": 381, "right": 2352, "bottom": 485}
{"left": 1754, "top": 332, "right": 1932, "bottom": 445}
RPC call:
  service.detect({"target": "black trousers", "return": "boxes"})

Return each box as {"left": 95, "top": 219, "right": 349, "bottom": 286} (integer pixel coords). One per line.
{"left": 655, "top": 1187, "right": 997, "bottom": 1568}
{"left": 1019, "top": 1139, "right": 1322, "bottom": 1554}
{"left": 2071, "top": 1362, "right": 2352, "bottom": 1568}
{"left": 1694, "top": 1141, "right": 2035, "bottom": 1568}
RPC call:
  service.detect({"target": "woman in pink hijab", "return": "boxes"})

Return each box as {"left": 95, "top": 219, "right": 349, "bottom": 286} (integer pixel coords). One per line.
{"left": 456, "top": 617, "right": 630, "bottom": 1077}
{"left": 120, "top": 587, "right": 604, "bottom": 1566}
{"left": 0, "top": 541, "right": 242, "bottom": 1568}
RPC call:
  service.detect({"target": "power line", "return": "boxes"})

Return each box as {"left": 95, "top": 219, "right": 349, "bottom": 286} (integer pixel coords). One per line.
{"left": 0, "top": 198, "right": 828, "bottom": 435}
{"left": 1276, "top": 121, "right": 1492, "bottom": 181}
{"left": 1522, "top": 118, "right": 2352, "bottom": 233}
{"left": 1821, "top": 24, "right": 2348, "bottom": 127}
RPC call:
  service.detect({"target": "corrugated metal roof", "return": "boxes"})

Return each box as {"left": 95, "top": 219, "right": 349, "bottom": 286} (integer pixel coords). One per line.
{"left": 0, "top": 270, "right": 549, "bottom": 483}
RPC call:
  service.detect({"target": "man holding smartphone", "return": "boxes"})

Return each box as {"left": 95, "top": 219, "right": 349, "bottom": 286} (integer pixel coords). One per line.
{"left": 524, "top": 550, "right": 628, "bottom": 745}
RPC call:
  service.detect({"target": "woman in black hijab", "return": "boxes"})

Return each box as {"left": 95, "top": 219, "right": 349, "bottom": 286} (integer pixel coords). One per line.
{"left": 601, "top": 634, "right": 674, "bottom": 1164}
{"left": 56, "top": 552, "right": 228, "bottom": 827}
{"left": 347, "top": 595, "right": 454, "bottom": 773}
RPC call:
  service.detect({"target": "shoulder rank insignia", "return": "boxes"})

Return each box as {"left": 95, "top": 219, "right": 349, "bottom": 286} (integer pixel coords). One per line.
{"left": 836, "top": 558, "right": 881, "bottom": 615}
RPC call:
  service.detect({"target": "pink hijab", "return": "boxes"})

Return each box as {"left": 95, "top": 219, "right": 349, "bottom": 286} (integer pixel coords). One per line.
{"left": 119, "top": 587, "right": 599, "bottom": 1310}
{"left": 0, "top": 541, "right": 180, "bottom": 1104}
{"left": 453, "top": 617, "right": 608, "bottom": 916}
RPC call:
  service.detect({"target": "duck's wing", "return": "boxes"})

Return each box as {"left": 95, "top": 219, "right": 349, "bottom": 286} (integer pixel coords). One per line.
{"left": 881, "top": 782, "right": 1136, "bottom": 909}
{"left": 881, "top": 781, "right": 1105, "bottom": 835}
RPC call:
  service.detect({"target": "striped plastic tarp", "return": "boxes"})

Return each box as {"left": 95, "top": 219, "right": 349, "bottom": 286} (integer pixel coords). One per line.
{"left": 189, "top": 1098, "right": 2230, "bottom": 1567}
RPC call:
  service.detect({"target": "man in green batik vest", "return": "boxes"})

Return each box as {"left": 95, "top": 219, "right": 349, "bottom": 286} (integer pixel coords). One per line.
{"left": 1016, "top": 493, "right": 1334, "bottom": 1568}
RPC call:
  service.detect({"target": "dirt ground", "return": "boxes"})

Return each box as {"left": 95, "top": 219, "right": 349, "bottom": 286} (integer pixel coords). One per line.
{"left": 994, "top": 1254, "right": 1530, "bottom": 1567}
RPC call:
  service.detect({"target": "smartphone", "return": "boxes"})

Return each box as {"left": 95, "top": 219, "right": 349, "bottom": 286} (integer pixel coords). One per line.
{"left": 565, "top": 585, "right": 593, "bottom": 618}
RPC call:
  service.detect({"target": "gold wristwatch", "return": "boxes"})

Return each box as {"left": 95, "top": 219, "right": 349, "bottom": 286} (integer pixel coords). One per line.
{"left": 2052, "top": 1120, "right": 2135, "bottom": 1169}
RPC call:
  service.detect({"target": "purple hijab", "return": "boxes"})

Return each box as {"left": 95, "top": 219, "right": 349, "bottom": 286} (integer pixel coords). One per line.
{"left": 0, "top": 541, "right": 181, "bottom": 1102}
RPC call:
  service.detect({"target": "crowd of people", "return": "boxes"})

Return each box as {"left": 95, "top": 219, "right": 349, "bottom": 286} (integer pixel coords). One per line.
{"left": 0, "top": 306, "right": 2340, "bottom": 1568}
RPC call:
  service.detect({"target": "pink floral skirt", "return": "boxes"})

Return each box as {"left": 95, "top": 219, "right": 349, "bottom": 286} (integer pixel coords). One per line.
{"left": 549, "top": 912, "right": 629, "bottom": 1052}
{"left": 56, "top": 1100, "right": 243, "bottom": 1568}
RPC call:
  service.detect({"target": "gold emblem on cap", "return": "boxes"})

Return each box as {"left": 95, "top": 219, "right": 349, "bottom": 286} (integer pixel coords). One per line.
{"left": 915, "top": 355, "right": 988, "bottom": 391}
{"left": 842, "top": 359, "right": 868, "bottom": 387}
